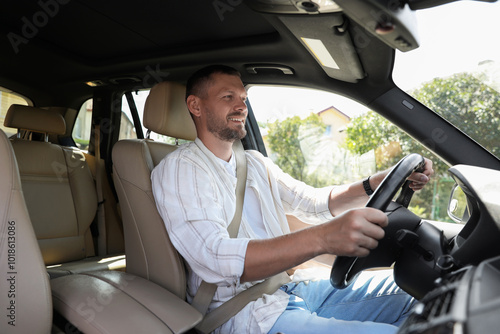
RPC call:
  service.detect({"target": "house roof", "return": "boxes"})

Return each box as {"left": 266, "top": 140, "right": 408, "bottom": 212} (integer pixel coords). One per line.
{"left": 317, "top": 106, "right": 351, "bottom": 120}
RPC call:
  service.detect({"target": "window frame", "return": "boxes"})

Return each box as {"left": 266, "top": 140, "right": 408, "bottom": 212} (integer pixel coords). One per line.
{"left": 0, "top": 86, "right": 32, "bottom": 137}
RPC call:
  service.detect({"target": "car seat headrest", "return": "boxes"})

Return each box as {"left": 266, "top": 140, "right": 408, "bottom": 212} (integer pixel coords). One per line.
{"left": 143, "top": 81, "right": 197, "bottom": 141}
{"left": 4, "top": 104, "right": 66, "bottom": 136}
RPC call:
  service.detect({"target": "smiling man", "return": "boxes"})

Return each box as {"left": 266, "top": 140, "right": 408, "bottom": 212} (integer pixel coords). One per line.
{"left": 151, "top": 65, "right": 434, "bottom": 334}
{"left": 185, "top": 67, "right": 248, "bottom": 161}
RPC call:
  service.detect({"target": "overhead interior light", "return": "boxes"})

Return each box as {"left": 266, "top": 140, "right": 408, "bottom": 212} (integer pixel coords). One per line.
{"left": 85, "top": 80, "right": 105, "bottom": 87}
{"left": 300, "top": 37, "right": 339, "bottom": 69}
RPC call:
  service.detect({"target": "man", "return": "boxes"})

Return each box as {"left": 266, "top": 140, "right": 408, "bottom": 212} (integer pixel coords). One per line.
{"left": 151, "top": 65, "right": 434, "bottom": 334}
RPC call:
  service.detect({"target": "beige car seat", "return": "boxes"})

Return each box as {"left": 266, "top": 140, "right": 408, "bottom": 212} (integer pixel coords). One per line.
{"left": 0, "top": 128, "right": 52, "bottom": 333}
{"left": 112, "top": 81, "right": 196, "bottom": 299}
{"left": 4, "top": 105, "right": 124, "bottom": 277}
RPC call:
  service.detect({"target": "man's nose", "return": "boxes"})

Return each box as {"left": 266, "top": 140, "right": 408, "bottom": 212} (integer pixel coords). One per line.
{"left": 235, "top": 99, "right": 247, "bottom": 112}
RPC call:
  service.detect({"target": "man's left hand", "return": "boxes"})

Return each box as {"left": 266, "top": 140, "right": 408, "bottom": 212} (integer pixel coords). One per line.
{"left": 407, "top": 158, "right": 434, "bottom": 191}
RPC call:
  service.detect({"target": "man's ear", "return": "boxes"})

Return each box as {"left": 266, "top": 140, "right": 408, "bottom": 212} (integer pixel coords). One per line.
{"left": 186, "top": 95, "right": 201, "bottom": 117}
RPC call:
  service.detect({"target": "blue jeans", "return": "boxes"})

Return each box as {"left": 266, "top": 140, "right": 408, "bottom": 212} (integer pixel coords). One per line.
{"left": 268, "top": 270, "right": 415, "bottom": 334}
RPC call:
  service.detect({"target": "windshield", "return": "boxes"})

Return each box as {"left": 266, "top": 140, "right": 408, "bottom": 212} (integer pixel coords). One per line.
{"left": 393, "top": 1, "right": 500, "bottom": 158}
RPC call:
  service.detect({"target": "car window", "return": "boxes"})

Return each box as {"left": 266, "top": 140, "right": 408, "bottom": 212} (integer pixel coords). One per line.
{"left": 120, "top": 91, "right": 146, "bottom": 141}
{"left": 75, "top": 90, "right": 193, "bottom": 152}
{"left": 0, "top": 88, "right": 30, "bottom": 137}
{"left": 72, "top": 99, "right": 93, "bottom": 151}
{"left": 393, "top": 1, "right": 500, "bottom": 159}
{"left": 248, "top": 85, "right": 453, "bottom": 223}
{"left": 391, "top": 1, "right": 500, "bottom": 224}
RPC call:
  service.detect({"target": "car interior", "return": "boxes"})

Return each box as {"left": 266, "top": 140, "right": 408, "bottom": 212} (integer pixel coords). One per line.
{"left": 1, "top": 0, "right": 500, "bottom": 333}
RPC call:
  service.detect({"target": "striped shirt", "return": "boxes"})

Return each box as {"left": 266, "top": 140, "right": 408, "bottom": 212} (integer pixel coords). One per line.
{"left": 151, "top": 138, "right": 334, "bottom": 333}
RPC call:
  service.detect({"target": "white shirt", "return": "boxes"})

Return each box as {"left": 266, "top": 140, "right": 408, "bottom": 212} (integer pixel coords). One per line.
{"left": 151, "top": 138, "right": 334, "bottom": 333}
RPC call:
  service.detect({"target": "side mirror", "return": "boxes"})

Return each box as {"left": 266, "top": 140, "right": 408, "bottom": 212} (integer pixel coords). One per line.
{"left": 447, "top": 184, "right": 468, "bottom": 223}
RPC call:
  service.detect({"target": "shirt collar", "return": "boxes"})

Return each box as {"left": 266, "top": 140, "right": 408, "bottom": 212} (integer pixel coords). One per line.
{"left": 218, "top": 151, "right": 236, "bottom": 177}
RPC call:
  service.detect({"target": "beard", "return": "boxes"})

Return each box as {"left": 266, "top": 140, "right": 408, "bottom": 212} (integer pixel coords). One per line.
{"left": 205, "top": 108, "right": 247, "bottom": 142}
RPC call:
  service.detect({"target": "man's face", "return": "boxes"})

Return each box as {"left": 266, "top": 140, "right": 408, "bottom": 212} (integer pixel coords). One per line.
{"left": 199, "top": 73, "right": 248, "bottom": 142}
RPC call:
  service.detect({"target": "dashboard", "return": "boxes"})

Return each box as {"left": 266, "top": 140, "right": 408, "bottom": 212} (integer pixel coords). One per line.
{"left": 398, "top": 164, "right": 500, "bottom": 333}
{"left": 447, "top": 165, "right": 500, "bottom": 267}
{"left": 399, "top": 255, "right": 500, "bottom": 333}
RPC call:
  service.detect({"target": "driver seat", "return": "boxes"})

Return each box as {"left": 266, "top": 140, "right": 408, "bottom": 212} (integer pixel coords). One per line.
{"left": 112, "top": 81, "right": 197, "bottom": 299}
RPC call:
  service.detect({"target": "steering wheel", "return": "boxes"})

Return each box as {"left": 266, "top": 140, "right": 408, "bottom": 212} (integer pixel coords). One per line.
{"left": 330, "top": 153, "right": 426, "bottom": 289}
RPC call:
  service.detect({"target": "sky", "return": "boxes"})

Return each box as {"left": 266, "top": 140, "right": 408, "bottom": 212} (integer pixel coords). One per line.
{"left": 249, "top": 1, "right": 500, "bottom": 123}
{"left": 393, "top": 1, "right": 500, "bottom": 91}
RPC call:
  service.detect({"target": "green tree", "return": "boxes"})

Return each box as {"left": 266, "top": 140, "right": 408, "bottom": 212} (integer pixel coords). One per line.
{"left": 345, "top": 72, "right": 500, "bottom": 221}
{"left": 411, "top": 72, "right": 500, "bottom": 157}
{"left": 344, "top": 110, "right": 403, "bottom": 169}
{"left": 266, "top": 113, "right": 326, "bottom": 187}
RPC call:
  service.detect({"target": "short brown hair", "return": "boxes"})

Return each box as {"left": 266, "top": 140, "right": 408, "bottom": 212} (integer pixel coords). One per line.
{"left": 185, "top": 64, "right": 241, "bottom": 101}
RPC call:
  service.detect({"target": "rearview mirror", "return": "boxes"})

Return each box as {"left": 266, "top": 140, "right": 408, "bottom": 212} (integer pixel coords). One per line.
{"left": 447, "top": 184, "right": 468, "bottom": 223}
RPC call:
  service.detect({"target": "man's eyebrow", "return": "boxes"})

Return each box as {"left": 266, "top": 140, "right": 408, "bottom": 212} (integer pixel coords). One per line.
{"left": 219, "top": 89, "right": 248, "bottom": 96}
{"left": 216, "top": 88, "right": 232, "bottom": 94}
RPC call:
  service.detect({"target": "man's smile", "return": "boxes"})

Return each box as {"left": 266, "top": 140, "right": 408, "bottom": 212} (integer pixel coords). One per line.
{"left": 227, "top": 115, "right": 246, "bottom": 125}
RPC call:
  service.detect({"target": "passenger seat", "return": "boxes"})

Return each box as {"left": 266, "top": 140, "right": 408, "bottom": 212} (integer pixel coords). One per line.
{"left": 4, "top": 104, "right": 125, "bottom": 277}
{"left": 0, "top": 128, "right": 52, "bottom": 333}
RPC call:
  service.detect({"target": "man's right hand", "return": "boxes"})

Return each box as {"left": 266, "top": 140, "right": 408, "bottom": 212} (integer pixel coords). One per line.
{"left": 241, "top": 207, "right": 387, "bottom": 282}
{"left": 318, "top": 207, "right": 388, "bottom": 258}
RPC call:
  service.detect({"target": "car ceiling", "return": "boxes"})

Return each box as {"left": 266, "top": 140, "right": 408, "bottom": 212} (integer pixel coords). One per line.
{"left": 2, "top": 0, "right": 500, "bottom": 171}
{"left": 0, "top": 0, "right": 395, "bottom": 107}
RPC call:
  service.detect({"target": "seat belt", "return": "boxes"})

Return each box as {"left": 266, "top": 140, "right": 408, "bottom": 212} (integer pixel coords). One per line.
{"left": 226, "top": 139, "right": 247, "bottom": 238}
{"left": 196, "top": 272, "right": 290, "bottom": 333}
{"left": 191, "top": 140, "right": 247, "bottom": 317}
{"left": 192, "top": 140, "right": 291, "bottom": 334}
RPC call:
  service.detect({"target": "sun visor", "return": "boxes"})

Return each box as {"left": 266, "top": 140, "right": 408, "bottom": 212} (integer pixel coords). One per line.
{"left": 279, "top": 14, "right": 365, "bottom": 83}
{"left": 335, "top": 0, "right": 419, "bottom": 52}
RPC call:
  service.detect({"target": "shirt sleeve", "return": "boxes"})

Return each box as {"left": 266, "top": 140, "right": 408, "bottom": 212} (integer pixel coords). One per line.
{"left": 151, "top": 149, "right": 250, "bottom": 286}
{"left": 255, "top": 152, "right": 335, "bottom": 223}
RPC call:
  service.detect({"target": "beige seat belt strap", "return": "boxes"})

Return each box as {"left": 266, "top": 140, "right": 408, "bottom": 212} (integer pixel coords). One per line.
{"left": 191, "top": 140, "right": 247, "bottom": 315}
{"left": 196, "top": 272, "right": 291, "bottom": 334}
{"left": 227, "top": 139, "right": 247, "bottom": 238}
{"left": 192, "top": 140, "right": 291, "bottom": 334}
{"left": 191, "top": 281, "right": 218, "bottom": 315}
